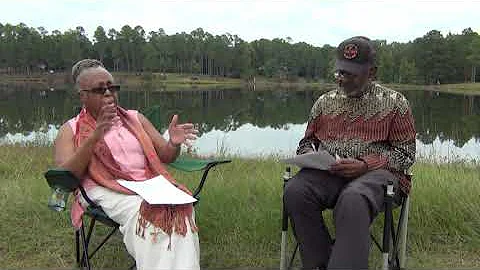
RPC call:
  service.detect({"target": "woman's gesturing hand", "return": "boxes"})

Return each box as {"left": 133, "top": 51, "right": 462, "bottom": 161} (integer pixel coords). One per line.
{"left": 93, "top": 101, "right": 118, "bottom": 139}
{"left": 167, "top": 115, "right": 199, "bottom": 147}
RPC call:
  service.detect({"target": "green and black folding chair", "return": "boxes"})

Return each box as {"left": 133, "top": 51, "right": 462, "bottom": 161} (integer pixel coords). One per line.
{"left": 45, "top": 157, "right": 231, "bottom": 270}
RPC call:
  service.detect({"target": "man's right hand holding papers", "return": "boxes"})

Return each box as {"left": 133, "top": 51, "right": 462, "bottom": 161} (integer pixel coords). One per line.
{"left": 283, "top": 150, "right": 368, "bottom": 178}
{"left": 329, "top": 157, "right": 369, "bottom": 178}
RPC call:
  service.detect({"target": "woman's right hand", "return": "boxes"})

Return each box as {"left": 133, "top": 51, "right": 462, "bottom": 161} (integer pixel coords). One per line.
{"left": 93, "top": 101, "right": 118, "bottom": 140}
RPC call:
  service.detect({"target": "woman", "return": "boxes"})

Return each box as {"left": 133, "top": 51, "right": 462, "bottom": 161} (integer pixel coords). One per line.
{"left": 54, "top": 59, "right": 200, "bottom": 269}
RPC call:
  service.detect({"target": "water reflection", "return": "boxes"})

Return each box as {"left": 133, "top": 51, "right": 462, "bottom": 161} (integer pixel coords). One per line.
{"left": 1, "top": 122, "right": 479, "bottom": 162}
{"left": 194, "top": 123, "right": 480, "bottom": 162}
{"left": 0, "top": 85, "right": 479, "bottom": 162}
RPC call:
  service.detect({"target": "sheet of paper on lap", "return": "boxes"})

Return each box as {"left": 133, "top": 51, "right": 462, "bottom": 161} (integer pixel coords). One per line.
{"left": 282, "top": 150, "right": 337, "bottom": 170}
{"left": 118, "top": 175, "right": 197, "bottom": 205}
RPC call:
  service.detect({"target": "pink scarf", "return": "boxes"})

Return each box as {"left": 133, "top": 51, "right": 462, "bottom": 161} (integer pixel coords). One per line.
{"left": 74, "top": 107, "right": 197, "bottom": 244}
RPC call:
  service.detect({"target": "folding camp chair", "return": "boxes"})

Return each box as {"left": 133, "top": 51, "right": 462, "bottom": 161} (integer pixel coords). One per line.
{"left": 45, "top": 157, "right": 231, "bottom": 270}
{"left": 280, "top": 167, "right": 411, "bottom": 270}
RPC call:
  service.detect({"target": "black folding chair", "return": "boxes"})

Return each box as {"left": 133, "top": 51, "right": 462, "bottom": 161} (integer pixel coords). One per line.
{"left": 280, "top": 167, "right": 411, "bottom": 270}
{"left": 45, "top": 157, "right": 231, "bottom": 270}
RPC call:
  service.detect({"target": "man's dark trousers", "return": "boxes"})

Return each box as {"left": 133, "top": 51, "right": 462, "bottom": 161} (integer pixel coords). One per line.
{"left": 284, "top": 168, "right": 398, "bottom": 270}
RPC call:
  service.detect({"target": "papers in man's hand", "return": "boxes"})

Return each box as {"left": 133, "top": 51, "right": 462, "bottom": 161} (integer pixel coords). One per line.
{"left": 282, "top": 150, "right": 337, "bottom": 170}
{"left": 118, "top": 175, "right": 197, "bottom": 205}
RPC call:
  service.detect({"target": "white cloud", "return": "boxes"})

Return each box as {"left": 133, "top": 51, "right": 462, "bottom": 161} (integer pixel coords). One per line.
{"left": 2, "top": 0, "right": 478, "bottom": 46}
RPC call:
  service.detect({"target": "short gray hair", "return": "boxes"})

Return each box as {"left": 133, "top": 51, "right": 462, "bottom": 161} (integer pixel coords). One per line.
{"left": 71, "top": 59, "right": 105, "bottom": 86}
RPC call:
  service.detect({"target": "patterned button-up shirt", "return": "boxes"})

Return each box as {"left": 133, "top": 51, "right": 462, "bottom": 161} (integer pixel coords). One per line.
{"left": 297, "top": 82, "right": 416, "bottom": 194}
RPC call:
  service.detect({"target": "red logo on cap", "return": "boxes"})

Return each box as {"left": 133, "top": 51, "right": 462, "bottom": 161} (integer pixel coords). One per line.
{"left": 343, "top": 44, "right": 358, "bottom": 59}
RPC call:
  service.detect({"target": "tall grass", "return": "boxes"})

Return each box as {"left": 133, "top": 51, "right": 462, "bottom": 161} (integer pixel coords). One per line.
{"left": 0, "top": 145, "right": 479, "bottom": 269}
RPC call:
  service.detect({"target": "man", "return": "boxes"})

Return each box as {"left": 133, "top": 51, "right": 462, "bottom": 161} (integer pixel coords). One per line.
{"left": 284, "top": 36, "right": 416, "bottom": 269}
{"left": 54, "top": 59, "right": 200, "bottom": 269}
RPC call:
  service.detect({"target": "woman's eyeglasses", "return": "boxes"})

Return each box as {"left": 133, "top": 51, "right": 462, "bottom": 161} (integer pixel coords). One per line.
{"left": 81, "top": 85, "right": 120, "bottom": 94}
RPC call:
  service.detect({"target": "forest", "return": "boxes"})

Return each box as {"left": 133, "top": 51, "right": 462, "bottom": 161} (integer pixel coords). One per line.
{"left": 1, "top": 22, "right": 479, "bottom": 84}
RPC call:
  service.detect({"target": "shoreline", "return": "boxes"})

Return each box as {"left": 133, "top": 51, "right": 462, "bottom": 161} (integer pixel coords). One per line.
{"left": 1, "top": 73, "right": 479, "bottom": 95}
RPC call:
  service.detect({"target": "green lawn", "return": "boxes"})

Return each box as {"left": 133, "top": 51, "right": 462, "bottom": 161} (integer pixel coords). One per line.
{"left": 0, "top": 145, "right": 479, "bottom": 269}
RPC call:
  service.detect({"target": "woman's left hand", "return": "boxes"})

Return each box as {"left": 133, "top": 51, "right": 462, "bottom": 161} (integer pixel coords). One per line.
{"left": 167, "top": 114, "right": 199, "bottom": 147}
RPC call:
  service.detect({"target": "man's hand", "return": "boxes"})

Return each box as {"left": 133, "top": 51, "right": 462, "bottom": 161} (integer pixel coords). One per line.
{"left": 329, "top": 158, "right": 368, "bottom": 178}
{"left": 167, "top": 115, "right": 199, "bottom": 147}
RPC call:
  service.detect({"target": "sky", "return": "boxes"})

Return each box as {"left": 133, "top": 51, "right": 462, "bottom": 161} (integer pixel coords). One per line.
{"left": 2, "top": 0, "right": 479, "bottom": 47}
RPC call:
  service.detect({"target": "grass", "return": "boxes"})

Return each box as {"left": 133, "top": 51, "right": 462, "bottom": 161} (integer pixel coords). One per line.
{"left": 0, "top": 72, "right": 243, "bottom": 90}
{"left": 435, "top": 83, "right": 480, "bottom": 96}
{"left": 0, "top": 145, "right": 479, "bottom": 269}
{"left": 386, "top": 83, "right": 480, "bottom": 96}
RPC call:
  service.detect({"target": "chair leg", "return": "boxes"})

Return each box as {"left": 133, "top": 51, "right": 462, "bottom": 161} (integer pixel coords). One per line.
{"left": 382, "top": 181, "right": 394, "bottom": 270}
{"left": 86, "top": 217, "right": 96, "bottom": 247}
{"left": 382, "top": 220, "right": 391, "bottom": 269}
{"left": 389, "top": 220, "right": 400, "bottom": 270}
{"left": 280, "top": 167, "right": 293, "bottom": 270}
{"left": 80, "top": 217, "right": 96, "bottom": 269}
{"left": 289, "top": 242, "right": 299, "bottom": 269}
{"left": 280, "top": 234, "right": 298, "bottom": 270}
{"left": 79, "top": 221, "right": 91, "bottom": 270}
{"left": 280, "top": 230, "right": 288, "bottom": 270}
{"left": 88, "top": 226, "right": 118, "bottom": 260}
{"left": 75, "top": 230, "right": 80, "bottom": 265}
{"left": 398, "top": 196, "right": 410, "bottom": 269}
{"left": 387, "top": 195, "right": 410, "bottom": 270}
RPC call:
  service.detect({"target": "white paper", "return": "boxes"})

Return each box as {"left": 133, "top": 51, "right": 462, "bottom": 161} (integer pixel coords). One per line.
{"left": 118, "top": 175, "right": 197, "bottom": 205}
{"left": 282, "top": 150, "right": 337, "bottom": 170}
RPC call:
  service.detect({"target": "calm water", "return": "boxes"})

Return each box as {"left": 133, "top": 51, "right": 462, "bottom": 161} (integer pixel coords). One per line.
{"left": 1, "top": 84, "right": 479, "bottom": 162}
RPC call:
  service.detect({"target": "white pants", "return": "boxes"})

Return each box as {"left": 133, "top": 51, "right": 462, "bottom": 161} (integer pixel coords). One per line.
{"left": 81, "top": 186, "right": 200, "bottom": 270}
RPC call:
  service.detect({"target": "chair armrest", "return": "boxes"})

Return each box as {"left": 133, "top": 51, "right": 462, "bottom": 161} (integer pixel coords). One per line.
{"left": 168, "top": 157, "right": 232, "bottom": 201}
{"left": 44, "top": 168, "right": 80, "bottom": 192}
{"left": 44, "top": 168, "right": 99, "bottom": 208}
{"left": 169, "top": 156, "right": 231, "bottom": 172}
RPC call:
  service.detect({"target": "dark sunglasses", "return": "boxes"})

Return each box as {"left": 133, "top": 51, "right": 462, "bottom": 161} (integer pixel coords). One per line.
{"left": 81, "top": 85, "right": 120, "bottom": 94}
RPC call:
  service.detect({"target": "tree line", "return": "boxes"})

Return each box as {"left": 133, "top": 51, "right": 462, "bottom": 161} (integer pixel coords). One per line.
{"left": 0, "top": 22, "right": 479, "bottom": 84}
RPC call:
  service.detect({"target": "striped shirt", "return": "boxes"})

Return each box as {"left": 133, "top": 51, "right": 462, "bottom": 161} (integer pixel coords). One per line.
{"left": 297, "top": 82, "right": 416, "bottom": 194}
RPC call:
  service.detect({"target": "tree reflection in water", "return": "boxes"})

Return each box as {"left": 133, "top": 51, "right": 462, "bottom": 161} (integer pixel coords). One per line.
{"left": 1, "top": 86, "right": 479, "bottom": 161}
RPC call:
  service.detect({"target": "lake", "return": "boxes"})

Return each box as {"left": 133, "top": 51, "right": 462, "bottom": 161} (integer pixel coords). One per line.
{"left": 1, "top": 84, "right": 479, "bottom": 162}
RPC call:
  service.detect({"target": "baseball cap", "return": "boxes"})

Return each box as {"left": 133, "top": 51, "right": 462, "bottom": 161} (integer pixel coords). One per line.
{"left": 335, "top": 36, "right": 376, "bottom": 75}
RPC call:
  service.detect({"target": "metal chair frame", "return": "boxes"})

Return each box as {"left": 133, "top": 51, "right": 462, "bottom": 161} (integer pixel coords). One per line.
{"left": 280, "top": 167, "right": 411, "bottom": 270}
{"left": 46, "top": 159, "right": 231, "bottom": 270}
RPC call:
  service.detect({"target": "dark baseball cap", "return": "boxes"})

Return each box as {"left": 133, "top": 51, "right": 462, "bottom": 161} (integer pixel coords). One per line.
{"left": 335, "top": 36, "right": 376, "bottom": 75}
